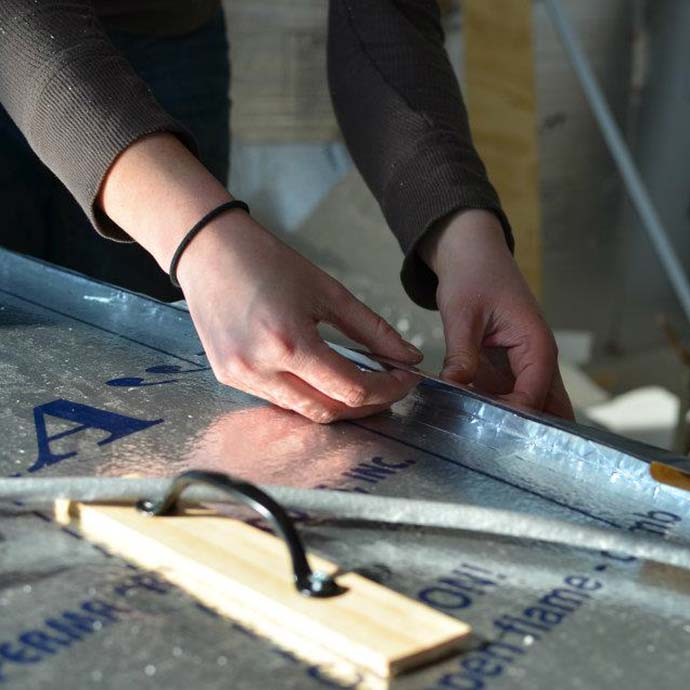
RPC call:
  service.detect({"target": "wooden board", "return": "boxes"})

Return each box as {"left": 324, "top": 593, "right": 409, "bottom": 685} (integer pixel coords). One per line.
{"left": 55, "top": 501, "right": 471, "bottom": 679}
{"left": 463, "top": 0, "right": 543, "bottom": 297}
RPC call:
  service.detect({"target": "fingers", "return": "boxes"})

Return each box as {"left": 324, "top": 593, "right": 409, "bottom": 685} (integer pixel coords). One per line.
{"left": 324, "top": 286, "right": 423, "bottom": 364}
{"left": 543, "top": 369, "right": 575, "bottom": 420}
{"left": 440, "top": 302, "right": 487, "bottom": 384}
{"left": 441, "top": 298, "right": 571, "bottom": 418}
{"left": 183, "top": 216, "right": 422, "bottom": 425}
{"left": 504, "top": 330, "right": 559, "bottom": 411}
{"left": 219, "top": 365, "right": 397, "bottom": 424}
{"left": 458, "top": 330, "right": 574, "bottom": 420}
{"left": 212, "top": 326, "right": 418, "bottom": 424}
{"left": 471, "top": 347, "right": 515, "bottom": 396}
{"left": 291, "top": 337, "right": 419, "bottom": 407}
{"left": 261, "top": 372, "right": 396, "bottom": 424}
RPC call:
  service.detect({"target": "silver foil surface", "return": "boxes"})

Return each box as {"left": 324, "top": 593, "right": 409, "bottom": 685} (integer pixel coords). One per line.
{"left": 1, "top": 248, "right": 689, "bottom": 689}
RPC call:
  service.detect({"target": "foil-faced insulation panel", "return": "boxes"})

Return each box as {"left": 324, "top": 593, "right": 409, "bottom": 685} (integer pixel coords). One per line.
{"left": 1, "top": 249, "right": 689, "bottom": 689}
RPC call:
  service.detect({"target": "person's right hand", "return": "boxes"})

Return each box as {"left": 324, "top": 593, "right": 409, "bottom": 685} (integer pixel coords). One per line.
{"left": 175, "top": 207, "right": 422, "bottom": 423}
{"left": 98, "top": 132, "right": 420, "bottom": 422}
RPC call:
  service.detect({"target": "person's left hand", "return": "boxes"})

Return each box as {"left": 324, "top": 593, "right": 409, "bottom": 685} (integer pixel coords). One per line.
{"left": 419, "top": 209, "right": 574, "bottom": 419}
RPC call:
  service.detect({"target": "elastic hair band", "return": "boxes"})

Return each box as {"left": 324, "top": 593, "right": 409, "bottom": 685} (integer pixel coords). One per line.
{"left": 169, "top": 199, "right": 250, "bottom": 288}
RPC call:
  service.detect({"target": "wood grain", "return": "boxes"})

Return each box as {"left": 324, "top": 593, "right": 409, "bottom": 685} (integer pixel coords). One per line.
{"left": 55, "top": 501, "right": 471, "bottom": 678}
{"left": 464, "top": 0, "right": 543, "bottom": 297}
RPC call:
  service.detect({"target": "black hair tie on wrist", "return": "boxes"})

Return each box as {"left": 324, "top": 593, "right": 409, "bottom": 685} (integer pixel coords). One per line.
{"left": 169, "top": 199, "right": 250, "bottom": 288}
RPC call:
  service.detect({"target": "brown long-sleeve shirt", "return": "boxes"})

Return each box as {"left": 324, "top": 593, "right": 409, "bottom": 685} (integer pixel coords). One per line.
{"left": 0, "top": 0, "right": 511, "bottom": 309}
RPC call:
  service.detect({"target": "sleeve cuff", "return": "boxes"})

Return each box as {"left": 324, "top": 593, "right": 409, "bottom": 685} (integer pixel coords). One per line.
{"left": 401, "top": 200, "right": 513, "bottom": 310}
{"left": 380, "top": 141, "right": 514, "bottom": 310}
{"left": 27, "top": 49, "right": 198, "bottom": 242}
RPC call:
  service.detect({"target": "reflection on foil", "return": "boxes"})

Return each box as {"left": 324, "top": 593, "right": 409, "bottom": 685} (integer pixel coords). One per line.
{"left": 180, "top": 405, "right": 382, "bottom": 485}
{"left": 1, "top": 248, "right": 690, "bottom": 690}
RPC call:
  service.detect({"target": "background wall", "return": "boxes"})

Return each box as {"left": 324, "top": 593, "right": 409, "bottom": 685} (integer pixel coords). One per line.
{"left": 221, "top": 0, "right": 690, "bottom": 396}
{"left": 613, "top": 1, "right": 690, "bottom": 353}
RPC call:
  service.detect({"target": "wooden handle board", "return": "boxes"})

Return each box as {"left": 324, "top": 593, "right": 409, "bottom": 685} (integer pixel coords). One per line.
{"left": 54, "top": 501, "right": 471, "bottom": 678}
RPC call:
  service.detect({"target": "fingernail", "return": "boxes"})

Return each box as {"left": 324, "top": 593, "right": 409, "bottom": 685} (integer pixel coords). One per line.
{"left": 403, "top": 342, "right": 424, "bottom": 360}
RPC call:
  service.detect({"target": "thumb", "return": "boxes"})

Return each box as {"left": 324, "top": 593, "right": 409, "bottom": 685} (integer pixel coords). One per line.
{"left": 440, "top": 303, "right": 487, "bottom": 384}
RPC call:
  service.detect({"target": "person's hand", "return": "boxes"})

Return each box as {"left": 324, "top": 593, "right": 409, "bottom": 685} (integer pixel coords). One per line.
{"left": 98, "top": 133, "right": 420, "bottom": 423}
{"left": 176, "top": 209, "right": 422, "bottom": 423}
{"left": 419, "top": 209, "right": 574, "bottom": 419}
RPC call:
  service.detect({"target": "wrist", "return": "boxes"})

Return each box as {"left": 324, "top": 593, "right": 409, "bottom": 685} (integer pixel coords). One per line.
{"left": 98, "top": 133, "right": 231, "bottom": 272}
{"left": 418, "top": 208, "right": 509, "bottom": 277}
{"left": 174, "top": 207, "right": 254, "bottom": 290}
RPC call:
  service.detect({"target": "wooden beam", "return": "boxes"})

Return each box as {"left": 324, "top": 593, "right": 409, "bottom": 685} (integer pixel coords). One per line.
{"left": 463, "top": 0, "right": 542, "bottom": 297}
{"left": 55, "top": 501, "right": 471, "bottom": 679}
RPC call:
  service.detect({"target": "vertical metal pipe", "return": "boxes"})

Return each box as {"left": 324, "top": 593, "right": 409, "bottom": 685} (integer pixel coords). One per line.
{"left": 543, "top": 0, "right": 690, "bottom": 323}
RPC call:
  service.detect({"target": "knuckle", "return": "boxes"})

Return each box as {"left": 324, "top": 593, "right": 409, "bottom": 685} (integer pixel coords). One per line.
{"left": 315, "top": 281, "right": 347, "bottom": 316}
{"left": 372, "top": 314, "right": 394, "bottom": 339}
{"left": 550, "top": 338, "right": 560, "bottom": 359}
{"left": 301, "top": 404, "right": 339, "bottom": 424}
{"left": 223, "top": 353, "right": 254, "bottom": 379}
{"left": 269, "top": 389, "right": 291, "bottom": 409}
{"left": 326, "top": 279, "right": 350, "bottom": 304}
{"left": 532, "top": 314, "right": 559, "bottom": 357}
{"left": 214, "top": 368, "right": 235, "bottom": 387}
{"left": 542, "top": 334, "right": 559, "bottom": 363}
{"left": 343, "top": 384, "right": 368, "bottom": 407}
{"left": 258, "top": 325, "right": 299, "bottom": 364}
{"left": 443, "top": 349, "right": 478, "bottom": 373}
{"left": 315, "top": 408, "right": 339, "bottom": 424}
{"left": 444, "top": 349, "right": 473, "bottom": 365}
{"left": 273, "top": 336, "right": 299, "bottom": 363}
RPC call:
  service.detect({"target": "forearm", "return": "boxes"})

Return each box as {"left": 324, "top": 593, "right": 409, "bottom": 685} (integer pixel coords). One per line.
{"left": 98, "top": 133, "right": 230, "bottom": 271}
{"left": 0, "top": 0, "right": 196, "bottom": 242}
{"left": 327, "top": 0, "right": 512, "bottom": 308}
{"left": 97, "top": 138, "right": 423, "bottom": 426}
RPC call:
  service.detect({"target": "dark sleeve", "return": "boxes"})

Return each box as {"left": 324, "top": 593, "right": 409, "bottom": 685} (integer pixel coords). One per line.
{"left": 0, "top": 0, "right": 197, "bottom": 242}
{"left": 327, "top": 0, "right": 514, "bottom": 309}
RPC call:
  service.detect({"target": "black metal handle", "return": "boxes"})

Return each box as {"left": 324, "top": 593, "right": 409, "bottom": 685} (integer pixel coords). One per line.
{"left": 136, "top": 470, "right": 344, "bottom": 598}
